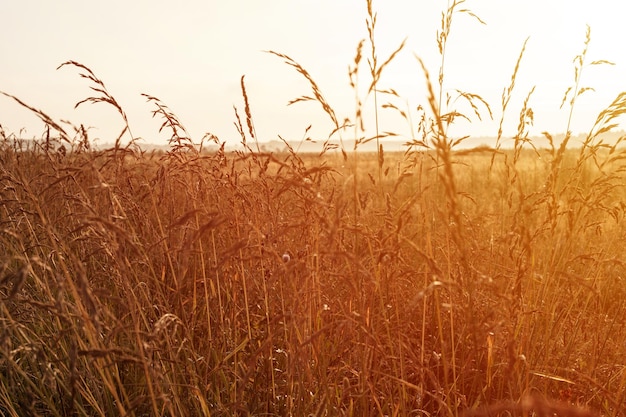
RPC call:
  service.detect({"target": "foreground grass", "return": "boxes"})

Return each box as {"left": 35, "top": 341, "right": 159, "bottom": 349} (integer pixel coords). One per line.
{"left": 2, "top": 137, "right": 626, "bottom": 416}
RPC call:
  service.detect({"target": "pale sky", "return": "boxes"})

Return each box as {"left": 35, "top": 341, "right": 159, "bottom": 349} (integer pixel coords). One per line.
{"left": 1, "top": 1, "right": 625, "bottom": 147}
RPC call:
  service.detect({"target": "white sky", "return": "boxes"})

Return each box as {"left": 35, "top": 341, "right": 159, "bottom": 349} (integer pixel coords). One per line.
{"left": 1, "top": 1, "right": 625, "bottom": 147}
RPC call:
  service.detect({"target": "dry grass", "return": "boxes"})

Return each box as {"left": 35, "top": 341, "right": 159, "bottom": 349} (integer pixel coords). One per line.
{"left": 2, "top": 2, "right": 626, "bottom": 416}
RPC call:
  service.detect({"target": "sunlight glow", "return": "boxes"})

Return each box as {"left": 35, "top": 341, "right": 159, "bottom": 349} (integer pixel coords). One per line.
{"left": 1, "top": 1, "right": 625, "bottom": 146}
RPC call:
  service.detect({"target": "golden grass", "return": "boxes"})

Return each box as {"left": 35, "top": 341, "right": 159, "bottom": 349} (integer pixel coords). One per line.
{"left": 2, "top": 2, "right": 626, "bottom": 416}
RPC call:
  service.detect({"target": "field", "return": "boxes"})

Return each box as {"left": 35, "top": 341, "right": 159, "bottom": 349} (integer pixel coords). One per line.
{"left": 3, "top": 2, "right": 626, "bottom": 416}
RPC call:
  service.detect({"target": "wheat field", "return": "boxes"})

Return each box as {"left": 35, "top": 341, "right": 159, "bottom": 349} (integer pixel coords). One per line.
{"left": 2, "top": 2, "right": 626, "bottom": 416}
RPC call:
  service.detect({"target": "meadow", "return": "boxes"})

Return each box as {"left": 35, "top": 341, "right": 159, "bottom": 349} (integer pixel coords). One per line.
{"left": 3, "top": 2, "right": 626, "bottom": 416}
